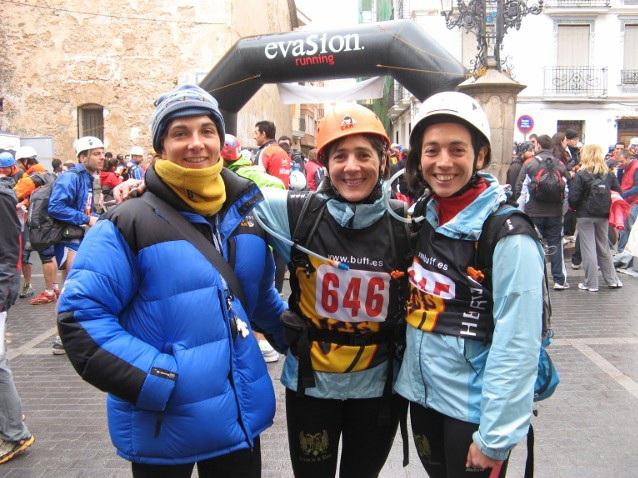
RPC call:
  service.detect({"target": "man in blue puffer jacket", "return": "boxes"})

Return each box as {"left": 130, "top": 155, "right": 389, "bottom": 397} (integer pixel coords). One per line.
{"left": 57, "top": 84, "right": 286, "bottom": 478}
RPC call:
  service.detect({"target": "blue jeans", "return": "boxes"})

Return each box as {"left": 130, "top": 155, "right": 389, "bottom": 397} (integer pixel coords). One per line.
{"left": 532, "top": 216, "right": 567, "bottom": 285}
{"left": 617, "top": 203, "right": 638, "bottom": 252}
{"left": 0, "top": 312, "right": 30, "bottom": 443}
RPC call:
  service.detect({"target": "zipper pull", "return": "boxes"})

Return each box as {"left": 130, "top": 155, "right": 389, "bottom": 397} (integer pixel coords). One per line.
{"left": 226, "top": 293, "right": 249, "bottom": 339}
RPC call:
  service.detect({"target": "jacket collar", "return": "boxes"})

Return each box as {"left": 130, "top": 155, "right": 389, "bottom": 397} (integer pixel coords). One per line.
{"left": 425, "top": 173, "right": 507, "bottom": 240}
{"left": 145, "top": 163, "right": 263, "bottom": 238}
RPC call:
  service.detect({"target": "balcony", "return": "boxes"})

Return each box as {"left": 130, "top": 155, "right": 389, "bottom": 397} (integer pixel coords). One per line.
{"left": 621, "top": 70, "right": 638, "bottom": 85}
{"left": 545, "top": 0, "right": 609, "bottom": 6}
{"left": 544, "top": 66, "right": 607, "bottom": 97}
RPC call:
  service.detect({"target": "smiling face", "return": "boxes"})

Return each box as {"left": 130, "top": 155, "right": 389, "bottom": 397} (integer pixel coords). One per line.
{"left": 327, "top": 135, "right": 383, "bottom": 203}
{"left": 161, "top": 116, "right": 220, "bottom": 169}
{"left": 419, "top": 122, "right": 486, "bottom": 197}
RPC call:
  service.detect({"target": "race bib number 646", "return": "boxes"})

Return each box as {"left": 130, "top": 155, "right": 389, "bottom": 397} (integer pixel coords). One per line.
{"left": 315, "top": 265, "right": 390, "bottom": 323}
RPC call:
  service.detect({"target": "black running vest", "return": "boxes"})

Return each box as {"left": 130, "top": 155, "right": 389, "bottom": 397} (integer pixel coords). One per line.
{"left": 407, "top": 221, "right": 494, "bottom": 341}
{"left": 287, "top": 193, "right": 410, "bottom": 374}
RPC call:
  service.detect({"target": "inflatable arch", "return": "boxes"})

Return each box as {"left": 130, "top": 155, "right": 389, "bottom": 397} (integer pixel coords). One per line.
{"left": 199, "top": 19, "right": 467, "bottom": 134}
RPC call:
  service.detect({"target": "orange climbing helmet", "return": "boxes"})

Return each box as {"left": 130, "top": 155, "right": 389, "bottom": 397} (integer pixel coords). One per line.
{"left": 315, "top": 104, "right": 390, "bottom": 164}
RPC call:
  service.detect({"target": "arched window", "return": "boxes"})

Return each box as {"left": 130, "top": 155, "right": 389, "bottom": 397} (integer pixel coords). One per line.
{"left": 77, "top": 104, "right": 104, "bottom": 140}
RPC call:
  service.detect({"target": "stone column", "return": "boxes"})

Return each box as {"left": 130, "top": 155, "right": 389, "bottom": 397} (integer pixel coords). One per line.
{"left": 457, "top": 64, "right": 526, "bottom": 184}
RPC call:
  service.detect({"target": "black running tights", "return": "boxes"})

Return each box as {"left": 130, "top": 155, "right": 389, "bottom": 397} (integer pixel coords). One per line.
{"left": 286, "top": 389, "right": 403, "bottom": 478}
{"left": 410, "top": 402, "right": 508, "bottom": 478}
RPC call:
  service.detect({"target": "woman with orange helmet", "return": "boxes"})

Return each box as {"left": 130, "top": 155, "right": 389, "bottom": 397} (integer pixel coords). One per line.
{"left": 254, "top": 103, "right": 411, "bottom": 478}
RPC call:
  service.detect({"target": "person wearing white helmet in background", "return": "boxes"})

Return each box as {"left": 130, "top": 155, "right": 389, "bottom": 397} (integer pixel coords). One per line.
{"left": 47, "top": 135, "right": 104, "bottom": 354}
{"left": 12, "top": 146, "right": 42, "bottom": 299}
{"left": 395, "top": 91, "right": 544, "bottom": 477}
{"left": 14, "top": 146, "right": 38, "bottom": 175}
{"left": 128, "top": 146, "right": 145, "bottom": 180}
{"left": 14, "top": 147, "right": 61, "bottom": 305}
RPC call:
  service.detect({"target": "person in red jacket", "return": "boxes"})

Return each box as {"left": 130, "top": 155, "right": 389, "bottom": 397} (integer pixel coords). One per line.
{"left": 254, "top": 120, "right": 291, "bottom": 188}
{"left": 304, "top": 148, "right": 324, "bottom": 191}
{"left": 616, "top": 145, "right": 638, "bottom": 252}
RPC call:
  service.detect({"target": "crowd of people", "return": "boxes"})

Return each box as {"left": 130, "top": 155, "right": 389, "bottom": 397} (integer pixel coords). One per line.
{"left": 507, "top": 131, "right": 638, "bottom": 292}
{"left": 0, "top": 82, "right": 635, "bottom": 477}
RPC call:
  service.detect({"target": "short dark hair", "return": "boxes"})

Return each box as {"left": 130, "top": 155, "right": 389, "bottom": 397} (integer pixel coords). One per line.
{"left": 616, "top": 141, "right": 625, "bottom": 148}
{"left": 278, "top": 135, "right": 292, "bottom": 144}
{"left": 105, "top": 151, "right": 113, "bottom": 159}
{"left": 256, "top": 121, "right": 276, "bottom": 140}
{"left": 537, "top": 134, "right": 553, "bottom": 150}
{"left": 565, "top": 129, "right": 578, "bottom": 140}
{"left": 529, "top": 134, "right": 539, "bottom": 141}
{"left": 405, "top": 115, "right": 490, "bottom": 195}
{"left": 51, "top": 158, "right": 62, "bottom": 171}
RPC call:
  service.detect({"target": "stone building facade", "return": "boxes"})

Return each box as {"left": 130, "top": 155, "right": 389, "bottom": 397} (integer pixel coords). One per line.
{"left": 0, "top": 0, "right": 296, "bottom": 160}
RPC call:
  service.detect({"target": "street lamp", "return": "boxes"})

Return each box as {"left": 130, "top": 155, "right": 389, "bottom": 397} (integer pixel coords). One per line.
{"left": 440, "top": 0, "right": 544, "bottom": 73}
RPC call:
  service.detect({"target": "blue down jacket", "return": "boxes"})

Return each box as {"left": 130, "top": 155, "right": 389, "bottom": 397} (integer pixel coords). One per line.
{"left": 57, "top": 166, "right": 286, "bottom": 465}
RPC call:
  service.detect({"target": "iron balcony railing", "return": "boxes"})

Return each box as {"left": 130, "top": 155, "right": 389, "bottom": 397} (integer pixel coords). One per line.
{"left": 621, "top": 70, "right": 638, "bottom": 85}
{"left": 545, "top": 0, "right": 610, "bottom": 6}
{"left": 544, "top": 66, "right": 608, "bottom": 96}
{"left": 393, "top": 84, "right": 410, "bottom": 105}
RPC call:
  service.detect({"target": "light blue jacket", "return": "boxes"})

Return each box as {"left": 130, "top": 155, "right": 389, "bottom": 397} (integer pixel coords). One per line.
{"left": 395, "top": 173, "right": 543, "bottom": 460}
{"left": 255, "top": 187, "right": 395, "bottom": 399}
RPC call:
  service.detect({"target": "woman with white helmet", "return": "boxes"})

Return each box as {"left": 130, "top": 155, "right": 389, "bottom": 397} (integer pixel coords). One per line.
{"left": 395, "top": 92, "right": 544, "bottom": 477}
{"left": 255, "top": 103, "right": 411, "bottom": 478}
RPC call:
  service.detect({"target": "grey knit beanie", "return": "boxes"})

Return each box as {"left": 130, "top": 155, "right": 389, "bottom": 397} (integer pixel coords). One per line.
{"left": 151, "top": 84, "right": 225, "bottom": 153}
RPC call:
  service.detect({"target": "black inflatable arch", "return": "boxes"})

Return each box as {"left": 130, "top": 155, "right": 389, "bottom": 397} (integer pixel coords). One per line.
{"left": 199, "top": 19, "right": 467, "bottom": 134}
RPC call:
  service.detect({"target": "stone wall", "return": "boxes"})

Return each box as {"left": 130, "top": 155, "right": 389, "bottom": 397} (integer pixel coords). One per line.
{"left": 0, "top": 0, "right": 294, "bottom": 160}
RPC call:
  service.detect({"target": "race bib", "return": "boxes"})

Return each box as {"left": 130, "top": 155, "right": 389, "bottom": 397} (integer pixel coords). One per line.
{"left": 315, "top": 265, "right": 390, "bottom": 323}
{"left": 408, "top": 261, "right": 456, "bottom": 300}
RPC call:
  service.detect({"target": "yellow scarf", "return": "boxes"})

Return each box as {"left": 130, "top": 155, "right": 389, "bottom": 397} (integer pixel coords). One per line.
{"left": 154, "top": 159, "right": 226, "bottom": 216}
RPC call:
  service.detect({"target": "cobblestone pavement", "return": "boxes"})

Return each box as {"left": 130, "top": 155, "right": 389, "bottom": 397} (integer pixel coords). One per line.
{"left": 1, "top": 258, "right": 637, "bottom": 477}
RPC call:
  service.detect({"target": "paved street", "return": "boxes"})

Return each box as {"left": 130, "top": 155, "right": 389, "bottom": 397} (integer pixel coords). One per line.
{"left": 1, "top": 257, "right": 637, "bottom": 477}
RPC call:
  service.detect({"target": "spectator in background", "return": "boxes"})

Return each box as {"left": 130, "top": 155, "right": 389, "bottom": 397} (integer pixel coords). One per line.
{"left": 616, "top": 146, "right": 638, "bottom": 252}
{"left": 516, "top": 134, "right": 571, "bottom": 290}
{"left": 13, "top": 155, "right": 60, "bottom": 305}
{"left": 128, "top": 147, "right": 144, "bottom": 180}
{"left": 0, "top": 152, "right": 36, "bottom": 463}
{"left": 551, "top": 132, "right": 571, "bottom": 169}
{"left": 568, "top": 144, "right": 623, "bottom": 291}
{"left": 51, "top": 158, "right": 63, "bottom": 175}
{"left": 565, "top": 129, "right": 581, "bottom": 169}
{"left": 254, "top": 120, "right": 291, "bottom": 293}
{"left": 99, "top": 157, "right": 122, "bottom": 207}
{"left": 254, "top": 120, "right": 291, "bottom": 188}
{"left": 529, "top": 133, "right": 540, "bottom": 153}
{"left": 304, "top": 148, "right": 323, "bottom": 191}
{"left": 13, "top": 146, "right": 41, "bottom": 300}
{"left": 507, "top": 142, "right": 534, "bottom": 197}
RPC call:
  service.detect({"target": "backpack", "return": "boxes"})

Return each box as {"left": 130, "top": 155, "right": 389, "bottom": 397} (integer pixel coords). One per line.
{"left": 530, "top": 156, "right": 565, "bottom": 203}
{"left": 27, "top": 173, "right": 64, "bottom": 251}
{"left": 478, "top": 205, "right": 560, "bottom": 478}
{"left": 584, "top": 173, "right": 611, "bottom": 217}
